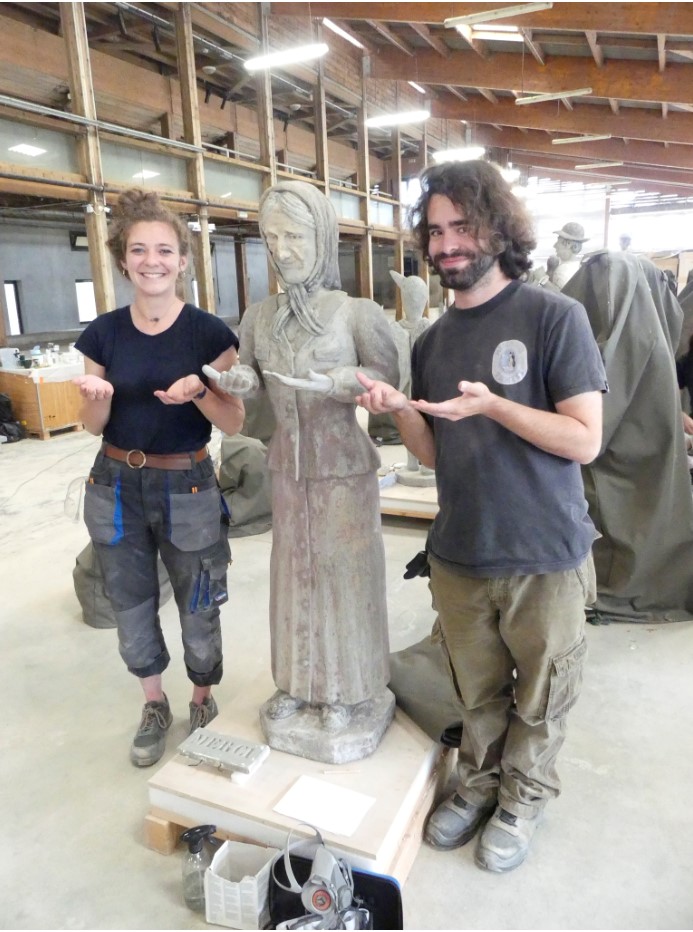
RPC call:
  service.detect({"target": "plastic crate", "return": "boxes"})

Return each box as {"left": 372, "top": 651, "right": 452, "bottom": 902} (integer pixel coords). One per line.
{"left": 205, "top": 840, "right": 280, "bottom": 930}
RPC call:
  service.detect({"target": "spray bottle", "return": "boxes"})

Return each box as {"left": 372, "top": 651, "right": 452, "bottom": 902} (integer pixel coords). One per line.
{"left": 180, "top": 824, "right": 217, "bottom": 913}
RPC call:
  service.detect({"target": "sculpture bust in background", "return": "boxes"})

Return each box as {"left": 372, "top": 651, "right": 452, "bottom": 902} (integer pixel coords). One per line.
{"left": 208, "top": 180, "right": 400, "bottom": 764}
{"left": 368, "top": 270, "right": 431, "bottom": 450}
{"left": 387, "top": 270, "right": 436, "bottom": 487}
{"left": 552, "top": 222, "right": 589, "bottom": 289}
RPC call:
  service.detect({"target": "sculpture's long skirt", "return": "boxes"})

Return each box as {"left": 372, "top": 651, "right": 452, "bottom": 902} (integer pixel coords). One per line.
{"left": 269, "top": 469, "right": 390, "bottom": 706}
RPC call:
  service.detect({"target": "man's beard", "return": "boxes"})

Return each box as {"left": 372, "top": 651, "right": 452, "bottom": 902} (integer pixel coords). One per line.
{"left": 431, "top": 249, "right": 496, "bottom": 291}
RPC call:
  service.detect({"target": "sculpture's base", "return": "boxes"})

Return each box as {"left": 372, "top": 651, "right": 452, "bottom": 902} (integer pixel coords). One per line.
{"left": 259, "top": 688, "right": 396, "bottom": 764}
{"left": 146, "top": 675, "right": 450, "bottom": 882}
{"left": 396, "top": 469, "right": 437, "bottom": 488}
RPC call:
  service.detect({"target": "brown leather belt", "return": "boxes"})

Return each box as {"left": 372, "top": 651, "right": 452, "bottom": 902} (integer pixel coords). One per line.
{"left": 102, "top": 443, "right": 208, "bottom": 470}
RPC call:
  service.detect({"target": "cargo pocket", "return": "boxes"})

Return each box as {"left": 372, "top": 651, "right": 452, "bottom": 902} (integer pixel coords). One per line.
{"left": 189, "top": 547, "right": 231, "bottom": 613}
{"left": 84, "top": 476, "right": 123, "bottom": 545}
{"left": 545, "top": 637, "right": 587, "bottom": 721}
{"left": 169, "top": 485, "right": 224, "bottom": 552}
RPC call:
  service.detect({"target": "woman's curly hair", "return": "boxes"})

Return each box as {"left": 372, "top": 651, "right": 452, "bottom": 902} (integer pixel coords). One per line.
{"left": 409, "top": 161, "right": 537, "bottom": 280}
{"left": 106, "top": 188, "right": 190, "bottom": 271}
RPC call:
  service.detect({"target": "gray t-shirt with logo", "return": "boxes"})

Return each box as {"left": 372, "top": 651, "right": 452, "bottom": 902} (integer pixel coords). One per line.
{"left": 411, "top": 280, "right": 608, "bottom": 577}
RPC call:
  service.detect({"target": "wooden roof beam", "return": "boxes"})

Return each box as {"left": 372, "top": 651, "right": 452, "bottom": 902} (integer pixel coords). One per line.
{"left": 410, "top": 22, "right": 450, "bottom": 57}
{"left": 269, "top": 4, "right": 693, "bottom": 38}
{"left": 454, "top": 24, "right": 489, "bottom": 60}
{"left": 508, "top": 151, "right": 693, "bottom": 192}
{"left": 478, "top": 87, "right": 498, "bottom": 104}
{"left": 366, "top": 20, "right": 415, "bottom": 56}
{"left": 585, "top": 31, "right": 604, "bottom": 67}
{"left": 431, "top": 96, "right": 693, "bottom": 145}
{"left": 520, "top": 30, "right": 545, "bottom": 67}
{"left": 370, "top": 47, "right": 693, "bottom": 106}
{"left": 657, "top": 34, "right": 667, "bottom": 72}
{"left": 446, "top": 85, "right": 468, "bottom": 102}
{"left": 477, "top": 125, "right": 693, "bottom": 172}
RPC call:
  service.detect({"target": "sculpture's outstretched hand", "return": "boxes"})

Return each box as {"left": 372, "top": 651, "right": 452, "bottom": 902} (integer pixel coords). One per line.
{"left": 264, "top": 369, "right": 333, "bottom": 394}
{"left": 203, "top": 363, "right": 259, "bottom": 397}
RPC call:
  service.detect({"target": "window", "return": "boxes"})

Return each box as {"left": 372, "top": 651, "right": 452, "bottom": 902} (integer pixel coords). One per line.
{"left": 4, "top": 281, "right": 23, "bottom": 335}
{"left": 75, "top": 280, "right": 97, "bottom": 323}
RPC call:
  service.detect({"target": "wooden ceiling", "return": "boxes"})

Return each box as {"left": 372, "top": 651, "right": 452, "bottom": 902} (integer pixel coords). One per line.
{"left": 0, "top": 2, "right": 692, "bottom": 213}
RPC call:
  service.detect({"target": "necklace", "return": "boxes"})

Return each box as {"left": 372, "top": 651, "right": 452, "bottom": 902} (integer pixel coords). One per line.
{"left": 132, "top": 300, "right": 180, "bottom": 325}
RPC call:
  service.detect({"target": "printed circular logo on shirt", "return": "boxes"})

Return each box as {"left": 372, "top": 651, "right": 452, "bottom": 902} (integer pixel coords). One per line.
{"left": 492, "top": 340, "right": 527, "bottom": 385}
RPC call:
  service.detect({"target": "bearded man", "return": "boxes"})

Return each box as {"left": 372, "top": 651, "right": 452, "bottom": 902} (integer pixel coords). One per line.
{"left": 356, "top": 160, "right": 608, "bottom": 873}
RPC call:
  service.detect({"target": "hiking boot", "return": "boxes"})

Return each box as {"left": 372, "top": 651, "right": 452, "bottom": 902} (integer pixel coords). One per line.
{"left": 424, "top": 793, "right": 495, "bottom": 850}
{"left": 130, "top": 696, "right": 172, "bottom": 768}
{"left": 189, "top": 695, "right": 218, "bottom": 733}
{"left": 475, "top": 806, "right": 542, "bottom": 873}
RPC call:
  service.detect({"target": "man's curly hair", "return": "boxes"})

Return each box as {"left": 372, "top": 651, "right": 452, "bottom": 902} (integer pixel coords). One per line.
{"left": 409, "top": 161, "right": 537, "bottom": 280}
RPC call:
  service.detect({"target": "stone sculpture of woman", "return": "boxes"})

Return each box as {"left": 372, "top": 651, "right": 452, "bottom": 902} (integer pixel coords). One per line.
{"left": 206, "top": 181, "right": 399, "bottom": 763}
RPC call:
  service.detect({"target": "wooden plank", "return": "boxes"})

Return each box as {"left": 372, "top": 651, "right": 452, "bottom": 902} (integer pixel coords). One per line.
{"left": 147, "top": 674, "right": 442, "bottom": 883}
{"left": 143, "top": 813, "right": 182, "bottom": 855}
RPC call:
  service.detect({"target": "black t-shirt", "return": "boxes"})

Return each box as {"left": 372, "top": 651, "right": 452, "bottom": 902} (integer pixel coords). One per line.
{"left": 412, "top": 281, "right": 608, "bottom": 577}
{"left": 75, "top": 304, "right": 238, "bottom": 453}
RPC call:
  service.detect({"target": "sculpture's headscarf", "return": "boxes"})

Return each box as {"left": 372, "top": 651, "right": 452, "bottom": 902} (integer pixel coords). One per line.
{"left": 259, "top": 180, "right": 341, "bottom": 337}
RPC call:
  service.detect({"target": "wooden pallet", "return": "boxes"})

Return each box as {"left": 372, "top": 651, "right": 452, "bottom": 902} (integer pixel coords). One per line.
{"left": 24, "top": 422, "right": 84, "bottom": 441}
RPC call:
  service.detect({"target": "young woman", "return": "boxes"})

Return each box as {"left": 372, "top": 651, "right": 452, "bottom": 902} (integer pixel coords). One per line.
{"left": 73, "top": 189, "right": 244, "bottom": 767}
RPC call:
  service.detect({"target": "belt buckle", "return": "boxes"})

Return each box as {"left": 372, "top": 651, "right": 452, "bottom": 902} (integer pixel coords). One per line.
{"left": 126, "top": 449, "right": 146, "bottom": 469}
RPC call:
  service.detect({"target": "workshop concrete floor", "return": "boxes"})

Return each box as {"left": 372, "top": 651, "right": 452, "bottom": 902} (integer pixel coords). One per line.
{"left": 2, "top": 427, "right": 693, "bottom": 930}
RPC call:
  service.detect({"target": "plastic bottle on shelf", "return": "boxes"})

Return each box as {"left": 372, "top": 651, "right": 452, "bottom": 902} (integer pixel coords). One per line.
{"left": 180, "top": 824, "right": 217, "bottom": 913}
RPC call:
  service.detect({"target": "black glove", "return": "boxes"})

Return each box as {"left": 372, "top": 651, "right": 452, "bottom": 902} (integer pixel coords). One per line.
{"left": 403, "top": 549, "right": 430, "bottom": 579}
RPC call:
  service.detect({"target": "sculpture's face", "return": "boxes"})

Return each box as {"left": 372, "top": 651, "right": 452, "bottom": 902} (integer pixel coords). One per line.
{"left": 262, "top": 209, "right": 317, "bottom": 285}
{"left": 554, "top": 236, "right": 575, "bottom": 263}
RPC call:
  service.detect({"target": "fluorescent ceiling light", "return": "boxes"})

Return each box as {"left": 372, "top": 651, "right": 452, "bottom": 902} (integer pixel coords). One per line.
{"left": 244, "top": 43, "right": 329, "bottom": 72}
{"left": 408, "top": 81, "right": 426, "bottom": 94}
{"left": 470, "top": 28, "right": 525, "bottom": 42}
{"left": 574, "top": 161, "right": 624, "bottom": 170}
{"left": 132, "top": 170, "right": 160, "bottom": 180}
{"left": 322, "top": 18, "right": 364, "bottom": 49}
{"left": 9, "top": 143, "right": 47, "bottom": 157}
{"left": 432, "top": 146, "right": 486, "bottom": 163}
{"left": 366, "top": 109, "right": 430, "bottom": 128}
{"left": 552, "top": 134, "right": 612, "bottom": 145}
{"left": 444, "top": 2, "right": 553, "bottom": 28}
{"left": 516, "top": 87, "right": 592, "bottom": 105}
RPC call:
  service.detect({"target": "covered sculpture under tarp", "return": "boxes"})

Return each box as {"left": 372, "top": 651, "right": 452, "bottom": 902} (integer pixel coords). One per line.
{"left": 217, "top": 432, "right": 272, "bottom": 537}
{"left": 563, "top": 250, "right": 693, "bottom": 623}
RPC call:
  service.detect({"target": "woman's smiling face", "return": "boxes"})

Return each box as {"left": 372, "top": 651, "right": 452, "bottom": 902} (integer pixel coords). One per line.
{"left": 122, "top": 221, "right": 186, "bottom": 295}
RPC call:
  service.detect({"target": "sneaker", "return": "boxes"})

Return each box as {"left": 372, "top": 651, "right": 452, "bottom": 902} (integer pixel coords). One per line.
{"left": 189, "top": 695, "right": 218, "bottom": 733}
{"left": 424, "top": 793, "right": 495, "bottom": 850}
{"left": 130, "top": 696, "right": 172, "bottom": 768}
{"left": 475, "top": 806, "right": 542, "bottom": 873}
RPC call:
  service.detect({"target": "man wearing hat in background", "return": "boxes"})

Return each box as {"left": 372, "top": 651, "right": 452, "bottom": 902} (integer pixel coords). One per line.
{"left": 553, "top": 222, "right": 589, "bottom": 289}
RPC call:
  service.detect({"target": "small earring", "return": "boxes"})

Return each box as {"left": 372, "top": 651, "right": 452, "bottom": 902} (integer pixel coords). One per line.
{"left": 121, "top": 268, "right": 127, "bottom": 277}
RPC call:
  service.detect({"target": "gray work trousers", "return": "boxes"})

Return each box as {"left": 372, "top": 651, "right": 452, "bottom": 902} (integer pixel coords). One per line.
{"left": 429, "top": 553, "right": 594, "bottom": 819}
{"left": 84, "top": 450, "right": 231, "bottom": 686}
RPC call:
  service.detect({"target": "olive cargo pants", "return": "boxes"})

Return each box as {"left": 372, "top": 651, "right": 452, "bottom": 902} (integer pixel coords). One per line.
{"left": 429, "top": 554, "right": 595, "bottom": 819}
